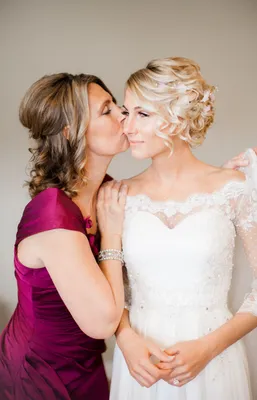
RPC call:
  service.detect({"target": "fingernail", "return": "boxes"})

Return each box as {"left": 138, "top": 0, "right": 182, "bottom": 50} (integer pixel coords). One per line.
{"left": 149, "top": 354, "right": 159, "bottom": 364}
{"left": 168, "top": 356, "right": 175, "bottom": 361}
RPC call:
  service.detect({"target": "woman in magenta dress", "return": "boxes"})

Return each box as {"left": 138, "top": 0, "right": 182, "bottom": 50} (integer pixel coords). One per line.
{"left": 0, "top": 73, "right": 129, "bottom": 399}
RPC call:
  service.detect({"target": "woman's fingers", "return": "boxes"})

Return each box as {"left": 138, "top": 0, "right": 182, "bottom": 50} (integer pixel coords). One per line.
{"left": 103, "top": 181, "right": 113, "bottom": 202}
{"left": 168, "top": 366, "right": 190, "bottom": 381}
{"left": 111, "top": 181, "right": 122, "bottom": 202}
{"left": 133, "top": 367, "right": 157, "bottom": 388}
{"left": 141, "top": 359, "right": 162, "bottom": 381}
{"left": 133, "top": 372, "right": 151, "bottom": 387}
{"left": 118, "top": 184, "right": 128, "bottom": 207}
{"left": 170, "top": 375, "right": 192, "bottom": 387}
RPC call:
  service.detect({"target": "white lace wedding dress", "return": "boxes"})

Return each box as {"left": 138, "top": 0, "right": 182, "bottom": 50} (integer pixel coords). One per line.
{"left": 110, "top": 149, "right": 257, "bottom": 400}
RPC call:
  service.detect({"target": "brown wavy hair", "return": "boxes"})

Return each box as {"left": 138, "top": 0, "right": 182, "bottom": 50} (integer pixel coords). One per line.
{"left": 19, "top": 73, "right": 115, "bottom": 198}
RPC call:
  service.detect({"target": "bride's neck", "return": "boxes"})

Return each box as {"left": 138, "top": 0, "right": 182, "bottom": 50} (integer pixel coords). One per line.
{"left": 149, "top": 143, "right": 199, "bottom": 185}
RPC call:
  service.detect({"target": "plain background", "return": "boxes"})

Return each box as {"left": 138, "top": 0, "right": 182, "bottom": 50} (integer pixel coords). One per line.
{"left": 0, "top": 0, "right": 256, "bottom": 396}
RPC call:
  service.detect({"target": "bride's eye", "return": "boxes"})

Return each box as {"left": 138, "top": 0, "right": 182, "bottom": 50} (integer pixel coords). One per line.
{"left": 138, "top": 111, "right": 150, "bottom": 118}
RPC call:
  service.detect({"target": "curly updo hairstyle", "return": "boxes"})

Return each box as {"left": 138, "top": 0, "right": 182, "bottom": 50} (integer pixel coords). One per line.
{"left": 126, "top": 57, "right": 216, "bottom": 152}
{"left": 19, "top": 73, "right": 115, "bottom": 198}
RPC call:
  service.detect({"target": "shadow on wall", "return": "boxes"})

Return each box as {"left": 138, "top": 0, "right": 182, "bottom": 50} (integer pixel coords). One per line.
{"left": 0, "top": 300, "right": 10, "bottom": 334}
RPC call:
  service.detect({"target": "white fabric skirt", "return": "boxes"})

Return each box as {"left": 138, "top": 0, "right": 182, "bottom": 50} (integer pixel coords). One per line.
{"left": 110, "top": 306, "right": 252, "bottom": 400}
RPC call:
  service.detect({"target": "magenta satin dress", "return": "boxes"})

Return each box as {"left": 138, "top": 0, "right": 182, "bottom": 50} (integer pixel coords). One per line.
{"left": 0, "top": 187, "right": 109, "bottom": 399}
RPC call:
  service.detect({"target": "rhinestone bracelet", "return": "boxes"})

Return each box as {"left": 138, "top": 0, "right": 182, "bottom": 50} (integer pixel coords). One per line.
{"left": 98, "top": 249, "right": 124, "bottom": 265}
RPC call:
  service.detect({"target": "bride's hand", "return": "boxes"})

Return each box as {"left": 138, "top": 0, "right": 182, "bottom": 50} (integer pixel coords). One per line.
{"left": 222, "top": 148, "right": 257, "bottom": 169}
{"left": 157, "top": 338, "right": 213, "bottom": 387}
{"left": 117, "top": 327, "right": 171, "bottom": 388}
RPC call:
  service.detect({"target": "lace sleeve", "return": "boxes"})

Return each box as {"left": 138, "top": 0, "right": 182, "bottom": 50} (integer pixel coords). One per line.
{"left": 235, "top": 170, "right": 257, "bottom": 316}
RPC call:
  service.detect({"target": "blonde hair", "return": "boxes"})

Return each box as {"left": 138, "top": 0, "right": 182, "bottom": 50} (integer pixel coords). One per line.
{"left": 19, "top": 73, "right": 115, "bottom": 198}
{"left": 126, "top": 57, "right": 216, "bottom": 152}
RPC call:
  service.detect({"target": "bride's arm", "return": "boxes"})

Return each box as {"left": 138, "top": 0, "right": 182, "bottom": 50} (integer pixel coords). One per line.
{"left": 115, "top": 309, "right": 131, "bottom": 341}
{"left": 115, "top": 309, "right": 171, "bottom": 387}
{"left": 157, "top": 311, "right": 257, "bottom": 388}
{"left": 205, "top": 181, "right": 257, "bottom": 356}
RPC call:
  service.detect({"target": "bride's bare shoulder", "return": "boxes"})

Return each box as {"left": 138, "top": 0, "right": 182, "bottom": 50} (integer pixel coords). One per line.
{"left": 207, "top": 167, "right": 246, "bottom": 191}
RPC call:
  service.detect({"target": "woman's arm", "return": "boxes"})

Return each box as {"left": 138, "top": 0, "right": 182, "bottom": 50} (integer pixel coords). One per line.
{"left": 37, "top": 229, "right": 124, "bottom": 339}
{"left": 26, "top": 181, "right": 127, "bottom": 339}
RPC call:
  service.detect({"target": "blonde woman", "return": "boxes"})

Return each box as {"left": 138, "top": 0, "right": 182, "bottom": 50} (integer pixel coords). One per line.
{"left": 111, "top": 58, "right": 257, "bottom": 399}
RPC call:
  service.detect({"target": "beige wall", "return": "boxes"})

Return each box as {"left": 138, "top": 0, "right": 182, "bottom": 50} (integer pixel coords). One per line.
{"left": 0, "top": 0, "right": 256, "bottom": 396}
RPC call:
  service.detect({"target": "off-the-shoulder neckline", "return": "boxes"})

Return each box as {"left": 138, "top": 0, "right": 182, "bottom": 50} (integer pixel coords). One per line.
{"left": 126, "top": 177, "right": 248, "bottom": 207}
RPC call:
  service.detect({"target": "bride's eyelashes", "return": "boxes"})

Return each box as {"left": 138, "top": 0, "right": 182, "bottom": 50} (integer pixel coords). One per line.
{"left": 121, "top": 110, "right": 150, "bottom": 118}
{"left": 138, "top": 111, "right": 150, "bottom": 118}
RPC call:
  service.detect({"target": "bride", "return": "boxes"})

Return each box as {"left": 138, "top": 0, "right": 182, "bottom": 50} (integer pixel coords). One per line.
{"left": 109, "top": 57, "right": 257, "bottom": 399}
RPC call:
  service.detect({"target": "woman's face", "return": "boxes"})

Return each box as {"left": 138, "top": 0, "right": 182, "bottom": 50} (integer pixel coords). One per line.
{"left": 122, "top": 89, "right": 170, "bottom": 160}
{"left": 86, "top": 83, "right": 129, "bottom": 156}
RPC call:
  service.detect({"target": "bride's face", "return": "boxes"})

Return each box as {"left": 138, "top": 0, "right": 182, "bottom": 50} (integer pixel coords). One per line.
{"left": 122, "top": 89, "right": 171, "bottom": 160}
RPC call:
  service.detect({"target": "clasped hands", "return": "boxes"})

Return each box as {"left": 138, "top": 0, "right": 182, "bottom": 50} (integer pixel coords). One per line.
{"left": 118, "top": 329, "right": 213, "bottom": 388}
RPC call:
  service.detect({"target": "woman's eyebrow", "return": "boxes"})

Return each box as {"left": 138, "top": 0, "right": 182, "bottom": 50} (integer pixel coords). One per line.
{"left": 98, "top": 98, "right": 112, "bottom": 113}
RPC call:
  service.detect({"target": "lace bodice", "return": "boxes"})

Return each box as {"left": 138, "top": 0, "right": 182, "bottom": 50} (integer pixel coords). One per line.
{"left": 122, "top": 149, "right": 257, "bottom": 317}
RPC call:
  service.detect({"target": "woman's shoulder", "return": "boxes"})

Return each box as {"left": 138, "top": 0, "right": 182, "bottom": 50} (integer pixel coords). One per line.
{"left": 16, "top": 188, "right": 85, "bottom": 246}
{"left": 25, "top": 187, "right": 80, "bottom": 218}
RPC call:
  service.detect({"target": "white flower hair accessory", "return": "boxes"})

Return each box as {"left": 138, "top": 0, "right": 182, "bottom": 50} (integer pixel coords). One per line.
{"left": 201, "top": 90, "right": 210, "bottom": 102}
{"left": 201, "top": 105, "right": 211, "bottom": 116}
{"left": 201, "top": 86, "right": 218, "bottom": 103}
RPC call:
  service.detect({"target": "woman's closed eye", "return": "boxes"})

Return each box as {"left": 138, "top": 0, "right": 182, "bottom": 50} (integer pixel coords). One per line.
{"left": 121, "top": 110, "right": 129, "bottom": 117}
{"left": 102, "top": 106, "right": 112, "bottom": 115}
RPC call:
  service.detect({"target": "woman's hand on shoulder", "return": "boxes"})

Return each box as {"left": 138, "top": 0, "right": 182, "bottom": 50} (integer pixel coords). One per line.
{"left": 97, "top": 180, "right": 128, "bottom": 238}
{"left": 222, "top": 148, "right": 257, "bottom": 170}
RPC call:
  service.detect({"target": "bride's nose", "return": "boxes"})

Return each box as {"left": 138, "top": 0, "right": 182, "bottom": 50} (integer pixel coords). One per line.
{"left": 123, "top": 117, "right": 137, "bottom": 136}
